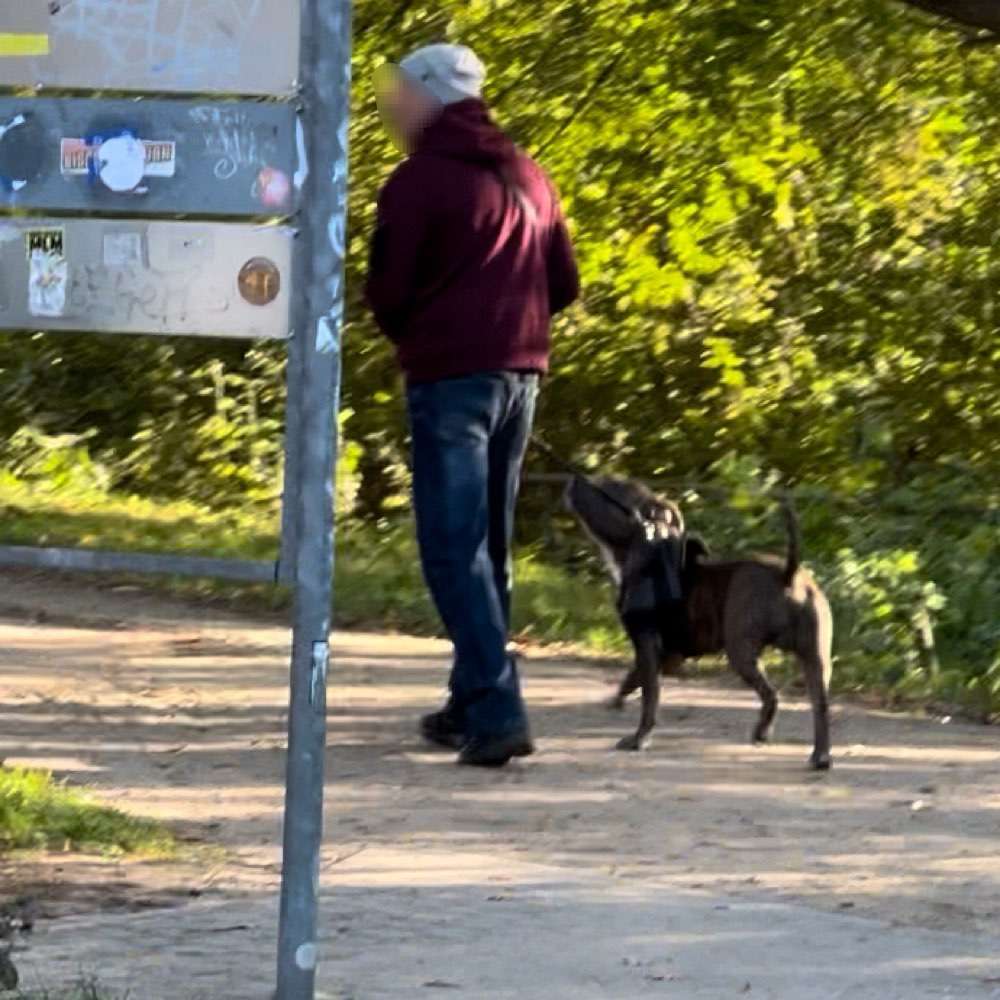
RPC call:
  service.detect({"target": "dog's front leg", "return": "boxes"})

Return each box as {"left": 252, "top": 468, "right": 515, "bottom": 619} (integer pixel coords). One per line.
{"left": 610, "top": 664, "right": 640, "bottom": 710}
{"left": 617, "top": 630, "right": 661, "bottom": 751}
{"left": 612, "top": 650, "right": 685, "bottom": 709}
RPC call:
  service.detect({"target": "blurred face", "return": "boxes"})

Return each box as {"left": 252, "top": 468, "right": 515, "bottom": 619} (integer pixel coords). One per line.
{"left": 374, "top": 64, "right": 440, "bottom": 152}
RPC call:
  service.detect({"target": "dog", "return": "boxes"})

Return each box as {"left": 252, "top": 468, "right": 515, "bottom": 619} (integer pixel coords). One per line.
{"left": 565, "top": 474, "right": 834, "bottom": 770}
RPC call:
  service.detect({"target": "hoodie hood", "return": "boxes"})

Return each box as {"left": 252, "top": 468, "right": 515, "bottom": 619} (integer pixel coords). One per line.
{"left": 365, "top": 95, "right": 581, "bottom": 383}
{"left": 416, "top": 99, "right": 520, "bottom": 169}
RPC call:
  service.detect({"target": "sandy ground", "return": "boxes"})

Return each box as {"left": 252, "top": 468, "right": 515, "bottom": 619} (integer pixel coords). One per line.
{"left": 1, "top": 569, "right": 999, "bottom": 998}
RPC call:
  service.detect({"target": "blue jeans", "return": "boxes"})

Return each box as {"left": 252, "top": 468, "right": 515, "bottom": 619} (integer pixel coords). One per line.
{"left": 407, "top": 371, "right": 538, "bottom": 740}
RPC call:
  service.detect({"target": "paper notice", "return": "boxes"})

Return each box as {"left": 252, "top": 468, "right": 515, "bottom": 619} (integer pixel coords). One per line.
{"left": 103, "top": 232, "right": 144, "bottom": 269}
{"left": 28, "top": 248, "right": 68, "bottom": 317}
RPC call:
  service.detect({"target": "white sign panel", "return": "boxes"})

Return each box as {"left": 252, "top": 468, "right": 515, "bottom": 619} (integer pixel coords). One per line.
{"left": 0, "top": 0, "right": 300, "bottom": 96}
{"left": 0, "top": 219, "right": 292, "bottom": 339}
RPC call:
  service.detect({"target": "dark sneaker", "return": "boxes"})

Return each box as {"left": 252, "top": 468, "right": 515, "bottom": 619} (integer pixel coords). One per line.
{"left": 420, "top": 706, "right": 465, "bottom": 750}
{"left": 457, "top": 731, "right": 535, "bottom": 768}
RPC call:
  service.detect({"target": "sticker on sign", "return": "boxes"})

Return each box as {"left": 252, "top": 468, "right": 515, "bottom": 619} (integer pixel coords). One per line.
{"left": 26, "top": 227, "right": 67, "bottom": 318}
{"left": 103, "top": 231, "right": 144, "bottom": 269}
{"left": 25, "top": 227, "right": 63, "bottom": 259}
{"left": 60, "top": 137, "right": 177, "bottom": 186}
{"left": 0, "top": 33, "right": 49, "bottom": 57}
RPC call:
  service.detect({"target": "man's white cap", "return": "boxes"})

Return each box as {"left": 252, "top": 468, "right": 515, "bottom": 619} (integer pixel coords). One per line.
{"left": 398, "top": 44, "right": 486, "bottom": 105}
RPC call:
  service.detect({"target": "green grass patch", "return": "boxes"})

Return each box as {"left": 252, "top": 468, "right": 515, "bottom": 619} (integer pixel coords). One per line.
{"left": 4, "top": 474, "right": 995, "bottom": 719}
{"left": 0, "top": 767, "right": 173, "bottom": 856}
{"left": 335, "top": 522, "right": 625, "bottom": 651}
{"left": 0, "top": 476, "right": 623, "bottom": 651}
{"left": 0, "top": 473, "right": 276, "bottom": 562}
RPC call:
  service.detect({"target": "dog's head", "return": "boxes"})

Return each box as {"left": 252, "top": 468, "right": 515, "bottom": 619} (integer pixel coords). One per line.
{"left": 564, "top": 474, "right": 684, "bottom": 581}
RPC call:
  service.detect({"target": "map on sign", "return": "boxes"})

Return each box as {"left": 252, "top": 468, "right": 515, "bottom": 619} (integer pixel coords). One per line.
{"left": 0, "top": 0, "right": 300, "bottom": 96}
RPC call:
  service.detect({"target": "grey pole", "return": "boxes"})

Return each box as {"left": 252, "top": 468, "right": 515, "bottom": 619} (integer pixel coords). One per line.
{"left": 278, "top": 300, "right": 305, "bottom": 586}
{"left": 276, "top": 0, "right": 353, "bottom": 996}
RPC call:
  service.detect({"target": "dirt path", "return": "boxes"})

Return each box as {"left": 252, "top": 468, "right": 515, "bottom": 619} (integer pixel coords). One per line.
{"left": 1, "top": 570, "right": 999, "bottom": 998}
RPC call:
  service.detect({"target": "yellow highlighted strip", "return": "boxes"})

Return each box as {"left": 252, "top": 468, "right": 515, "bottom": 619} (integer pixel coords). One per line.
{"left": 0, "top": 33, "right": 50, "bottom": 57}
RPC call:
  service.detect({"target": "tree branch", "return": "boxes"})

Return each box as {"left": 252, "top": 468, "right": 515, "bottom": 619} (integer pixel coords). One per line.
{"left": 531, "top": 49, "right": 628, "bottom": 159}
{"left": 897, "top": 0, "right": 1000, "bottom": 42}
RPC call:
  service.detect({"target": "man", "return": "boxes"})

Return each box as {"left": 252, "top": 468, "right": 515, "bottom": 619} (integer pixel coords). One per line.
{"left": 366, "top": 43, "right": 580, "bottom": 767}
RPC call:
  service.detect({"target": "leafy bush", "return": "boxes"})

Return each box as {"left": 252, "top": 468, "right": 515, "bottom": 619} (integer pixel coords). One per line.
{"left": 823, "top": 546, "right": 945, "bottom": 692}
{"left": 3, "top": 428, "right": 112, "bottom": 497}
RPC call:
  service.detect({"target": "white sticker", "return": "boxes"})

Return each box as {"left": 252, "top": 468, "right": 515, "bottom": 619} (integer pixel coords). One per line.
{"left": 59, "top": 138, "right": 90, "bottom": 175}
{"left": 310, "top": 641, "right": 329, "bottom": 706}
{"left": 0, "top": 113, "right": 26, "bottom": 140}
{"left": 142, "top": 141, "right": 176, "bottom": 178}
{"left": 60, "top": 137, "right": 176, "bottom": 183}
{"left": 295, "top": 943, "right": 317, "bottom": 971}
{"left": 98, "top": 134, "right": 146, "bottom": 192}
{"left": 28, "top": 248, "right": 68, "bottom": 317}
{"left": 103, "top": 232, "right": 144, "bottom": 269}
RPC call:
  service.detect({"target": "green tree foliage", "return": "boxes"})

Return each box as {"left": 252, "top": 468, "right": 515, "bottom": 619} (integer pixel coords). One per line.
{"left": 0, "top": 0, "right": 996, "bottom": 704}
{"left": 341, "top": 0, "right": 999, "bottom": 496}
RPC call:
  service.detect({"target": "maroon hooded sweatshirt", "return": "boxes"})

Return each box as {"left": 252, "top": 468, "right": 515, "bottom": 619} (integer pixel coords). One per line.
{"left": 365, "top": 99, "right": 580, "bottom": 384}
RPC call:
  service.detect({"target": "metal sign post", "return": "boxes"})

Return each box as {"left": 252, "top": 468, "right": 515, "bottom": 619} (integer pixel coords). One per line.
{"left": 0, "top": 1, "right": 354, "bottom": 997}
{"left": 276, "top": 0, "right": 353, "bottom": 996}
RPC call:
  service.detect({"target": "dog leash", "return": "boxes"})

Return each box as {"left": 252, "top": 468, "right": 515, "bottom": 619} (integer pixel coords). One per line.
{"left": 529, "top": 435, "right": 650, "bottom": 524}
{"left": 529, "top": 435, "right": 586, "bottom": 477}
{"left": 531, "top": 435, "right": 794, "bottom": 521}
{"left": 531, "top": 436, "right": 687, "bottom": 545}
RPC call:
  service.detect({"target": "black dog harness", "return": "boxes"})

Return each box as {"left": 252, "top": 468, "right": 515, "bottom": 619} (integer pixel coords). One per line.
{"left": 618, "top": 521, "right": 690, "bottom": 657}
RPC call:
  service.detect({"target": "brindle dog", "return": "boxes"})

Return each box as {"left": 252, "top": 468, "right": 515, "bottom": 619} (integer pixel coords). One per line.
{"left": 566, "top": 475, "right": 834, "bottom": 770}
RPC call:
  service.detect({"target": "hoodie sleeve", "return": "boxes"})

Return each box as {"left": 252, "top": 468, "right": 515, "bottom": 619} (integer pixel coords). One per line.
{"left": 547, "top": 211, "right": 580, "bottom": 316}
{"left": 365, "top": 162, "right": 427, "bottom": 341}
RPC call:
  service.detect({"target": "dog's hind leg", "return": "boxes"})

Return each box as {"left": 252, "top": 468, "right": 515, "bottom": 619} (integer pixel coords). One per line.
{"left": 801, "top": 651, "right": 833, "bottom": 770}
{"left": 726, "top": 643, "right": 778, "bottom": 745}
{"left": 617, "top": 630, "right": 661, "bottom": 751}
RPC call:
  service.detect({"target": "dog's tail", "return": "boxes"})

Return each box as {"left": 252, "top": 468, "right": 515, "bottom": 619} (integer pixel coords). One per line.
{"left": 780, "top": 493, "right": 801, "bottom": 587}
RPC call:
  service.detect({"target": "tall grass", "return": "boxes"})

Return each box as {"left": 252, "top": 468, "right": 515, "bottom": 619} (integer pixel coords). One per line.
{"left": 0, "top": 767, "right": 173, "bottom": 856}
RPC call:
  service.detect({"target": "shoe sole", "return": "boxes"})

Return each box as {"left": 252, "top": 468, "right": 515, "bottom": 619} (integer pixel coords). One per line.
{"left": 422, "top": 731, "right": 534, "bottom": 757}
{"left": 422, "top": 731, "right": 465, "bottom": 750}
{"left": 457, "top": 738, "right": 535, "bottom": 767}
